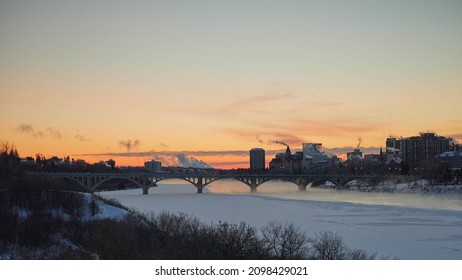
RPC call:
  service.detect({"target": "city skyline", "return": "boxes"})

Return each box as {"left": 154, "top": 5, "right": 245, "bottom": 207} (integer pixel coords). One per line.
{"left": 1, "top": 0, "right": 461, "bottom": 169}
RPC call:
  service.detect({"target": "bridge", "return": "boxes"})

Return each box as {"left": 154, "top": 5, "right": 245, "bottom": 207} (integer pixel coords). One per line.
{"left": 28, "top": 172, "right": 398, "bottom": 194}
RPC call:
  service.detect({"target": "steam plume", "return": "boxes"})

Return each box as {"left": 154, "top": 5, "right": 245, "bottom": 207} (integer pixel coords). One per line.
{"left": 119, "top": 139, "right": 141, "bottom": 152}
{"left": 15, "top": 123, "right": 62, "bottom": 139}
{"left": 270, "top": 140, "right": 289, "bottom": 147}
{"left": 16, "top": 124, "right": 34, "bottom": 134}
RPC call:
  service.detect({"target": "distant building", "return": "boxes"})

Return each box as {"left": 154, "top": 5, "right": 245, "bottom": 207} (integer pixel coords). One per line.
{"left": 398, "top": 132, "right": 453, "bottom": 166}
{"left": 269, "top": 144, "right": 337, "bottom": 173}
{"left": 250, "top": 148, "right": 265, "bottom": 171}
{"left": 437, "top": 151, "right": 462, "bottom": 170}
{"left": 269, "top": 146, "right": 294, "bottom": 173}
{"left": 303, "top": 143, "right": 324, "bottom": 165}
{"left": 302, "top": 143, "right": 339, "bottom": 168}
{"left": 347, "top": 149, "right": 363, "bottom": 160}
{"left": 450, "top": 139, "right": 460, "bottom": 151}
{"left": 144, "top": 160, "right": 162, "bottom": 172}
{"left": 386, "top": 137, "right": 399, "bottom": 151}
{"left": 364, "top": 154, "right": 380, "bottom": 163}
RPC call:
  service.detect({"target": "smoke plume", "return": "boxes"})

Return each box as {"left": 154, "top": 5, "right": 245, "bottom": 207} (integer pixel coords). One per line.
{"left": 150, "top": 153, "right": 213, "bottom": 169}
{"left": 75, "top": 134, "right": 89, "bottom": 142}
{"left": 270, "top": 140, "right": 289, "bottom": 147}
{"left": 15, "top": 123, "right": 62, "bottom": 139}
{"left": 46, "top": 127, "right": 62, "bottom": 139}
{"left": 16, "top": 124, "right": 34, "bottom": 134}
{"left": 119, "top": 139, "right": 141, "bottom": 152}
{"left": 176, "top": 153, "right": 213, "bottom": 169}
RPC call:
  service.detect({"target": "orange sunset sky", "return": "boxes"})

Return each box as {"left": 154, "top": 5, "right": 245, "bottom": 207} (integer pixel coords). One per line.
{"left": 1, "top": 0, "right": 461, "bottom": 169}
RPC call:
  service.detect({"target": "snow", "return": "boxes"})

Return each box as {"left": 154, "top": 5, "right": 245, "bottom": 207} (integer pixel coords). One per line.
{"left": 0, "top": 193, "right": 128, "bottom": 260}
{"left": 99, "top": 183, "right": 462, "bottom": 260}
{"left": 439, "top": 151, "right": 462, "bottom": 157}
{"left": 319, "top": 179, "right": 462, "bottom": 194}
{"left": 81, "top": 193, "right": 128, "bottom": 221}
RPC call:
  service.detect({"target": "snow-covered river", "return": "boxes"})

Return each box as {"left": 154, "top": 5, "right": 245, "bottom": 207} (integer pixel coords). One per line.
{"left": 207, "top": 179, "right": 462, "bottom": 211}
{"left": 100, "top": 180, "right": 462, "bottom": 259}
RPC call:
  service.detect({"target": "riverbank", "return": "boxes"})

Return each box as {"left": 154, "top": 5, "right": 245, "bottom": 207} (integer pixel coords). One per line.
{"left": 316, "top": 179, "right": 462, "bottom": 194}
{"left": 99, "top": 184, "right": 462, "bottom": 260}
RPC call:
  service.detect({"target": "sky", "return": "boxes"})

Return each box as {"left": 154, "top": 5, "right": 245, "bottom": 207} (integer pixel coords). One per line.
{"left": 1, "top": 0, "right": 461, "bottom": 169}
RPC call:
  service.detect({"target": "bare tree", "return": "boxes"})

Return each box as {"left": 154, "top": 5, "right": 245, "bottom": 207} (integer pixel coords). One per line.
{"left": 212, "top": 221, "right": 263, "bottom": 259}
{"left": 310, "top": 231, "right": 347, "bottom": 260}
{"left": 261, "top": 221, "right": 309, "bottom": 259}
{"left": 0, "top": 142, "right": 21, "bottom": 186}
{"left": 347, "top": 248, "right": 377, "bottom": 260}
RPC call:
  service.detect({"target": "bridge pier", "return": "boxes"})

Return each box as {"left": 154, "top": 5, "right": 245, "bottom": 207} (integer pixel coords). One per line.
{"left": 236, "top": 176, "right": 269, "bottom": 192}
{"left": 292, "top": 178, "right": 311, "bottom": 191}
{"left": 142, "top": 187, "right": 149, "bottom": 195}
{"left": 190, "top": 176, "right": 206, "bottom": 193}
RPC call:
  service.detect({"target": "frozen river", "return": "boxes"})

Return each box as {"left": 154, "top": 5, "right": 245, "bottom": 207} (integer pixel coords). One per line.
{"left": 99, "top": 180, "right": 462, "bottom": 259}
{"left": 207, "top": 179, "right": 462, "bottom": 211}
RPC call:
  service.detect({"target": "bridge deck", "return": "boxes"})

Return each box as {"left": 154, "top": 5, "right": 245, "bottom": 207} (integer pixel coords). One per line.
{"left": 27, "top": 172, "right": 401, "bottom": 194}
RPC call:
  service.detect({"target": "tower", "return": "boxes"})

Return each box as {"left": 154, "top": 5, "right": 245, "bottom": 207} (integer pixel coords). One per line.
{"left": 250, "top": 148, "right": 265, "bottom": 171}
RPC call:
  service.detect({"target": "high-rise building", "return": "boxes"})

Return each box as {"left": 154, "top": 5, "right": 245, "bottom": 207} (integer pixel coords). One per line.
{"left": 386, "top": 137, "right": 399, "bottom": 151}
{"left": 398, "top": 132, "right": 452, "bottom": 165}
{"left": 250, "top": 148, "right": 265, "bottom": 171}
{"left": 144, "top": 160, "right": 162, "bottom": 172}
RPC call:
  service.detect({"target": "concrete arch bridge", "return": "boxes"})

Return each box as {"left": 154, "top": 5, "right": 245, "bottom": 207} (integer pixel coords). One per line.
{"left": 30, "top": 172, "right": 396, "bottom": 194}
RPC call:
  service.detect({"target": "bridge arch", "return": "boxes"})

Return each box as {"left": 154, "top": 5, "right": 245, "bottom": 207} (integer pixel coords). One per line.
{"left": 283, "top": 177, "right": 314, "bottom": 191}
{"left": 150, "top": 176, "right": 220, "bottom": 193}
{"left": 92, "top": 176, "right": 152, "bottom": 193}
{"left": 47, "top": 176, "right": 89, "bottom": 192}
{"left": 233, "top": 176, "right": 272, "bottom": 192}
{"left": 231, "top": 177, "right": 312, "bottom": 191}
{"left": 310, "top": 178, "right": 341, "bottom": 188}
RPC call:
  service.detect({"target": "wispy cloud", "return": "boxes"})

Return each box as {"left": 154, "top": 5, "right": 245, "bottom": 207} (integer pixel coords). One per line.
{"left": 75, "top": 149, "right": 249, "bottom": 158}
{"left": 46, "top": 127, "right": 62, "bottom": 139}
{"left": 180, "top": 92, "right": 298, "bottom": 120}
{"left": 72, "top": 148, "right": 289, "bottom": 165}
{"left": 220, "top": 117, "right": 387, "bottom": 153}
{"left": 16, "top": 124, "right": 34, "bottom": 134}
{"left": 313, "top": 101, "right": 343, "bottom": 107}
{"left": 224, "top": 129, "right": 306, "bottom": 147}
{"left": 75, "top": 134, "right": 90, "bottom": 142}
{"left": 228, "top": 92, "right": 295, "bottom": 108}
{"left": 289, "top": 119, "right": 385, "bottom": 136}
{"left": 323, "top": 146, "right": 380, "bottom": 155}
{"left": 14, "top": 123, "right": 62, "bottom": 139}
{"left": 159, "top": 143, "right": 169, "bottom": 149}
